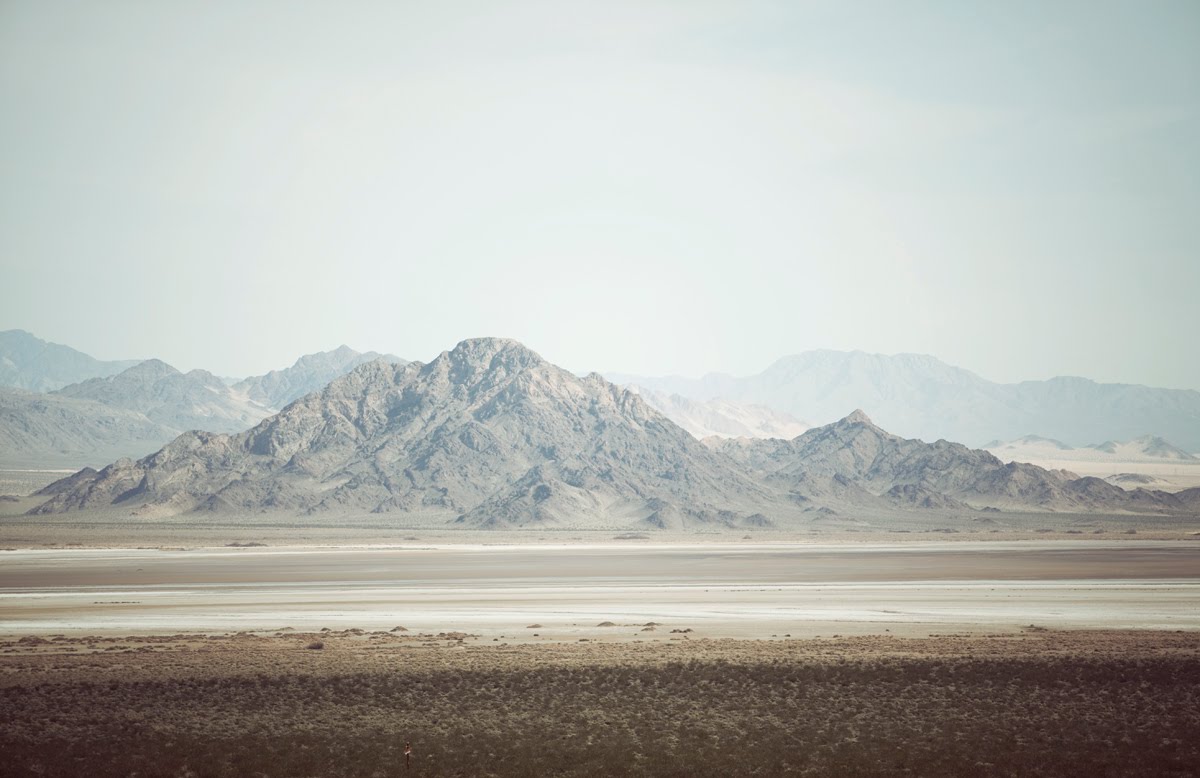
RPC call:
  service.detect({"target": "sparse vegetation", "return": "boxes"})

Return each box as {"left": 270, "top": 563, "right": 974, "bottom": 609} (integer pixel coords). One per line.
{"left": 1, "top": 630, "right": 1197, "bottom": 777}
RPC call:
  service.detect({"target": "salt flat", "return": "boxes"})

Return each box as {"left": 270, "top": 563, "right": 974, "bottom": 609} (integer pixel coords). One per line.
{"left": 2, "top": 541, "right": 1198, "bottom": 638}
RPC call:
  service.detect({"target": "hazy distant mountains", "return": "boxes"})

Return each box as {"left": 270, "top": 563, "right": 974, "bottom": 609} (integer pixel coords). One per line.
{"left": 0, "top": 330, "right": 139, "bottom": 392}
{"left": 0, "top": 335, "right": 408, "bottom": 468}
{"left": 31, "top": 339, "right": 1200, "bottom": 525}
{"left": 610, "top": 350, "right": 1200, "bottom": 452}
{"left": 57, "top": 359, "right": 272, "bottom": 433}
{"left": 0, "top": 389, "right": 176, "bottom": 469}
{"left": 986, "top": 434, "right": 1198, "bottom": 464}
{"left": 630, "top": 387, "right": 809, "bottom": 440}
{"left": 234, "top": 344, "right": 406, "bottom": 410}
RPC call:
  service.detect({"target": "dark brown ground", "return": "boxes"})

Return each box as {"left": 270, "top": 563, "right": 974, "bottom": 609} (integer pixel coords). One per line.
{"left": 2, "top": 629, "right": 1198, "bottom": 777}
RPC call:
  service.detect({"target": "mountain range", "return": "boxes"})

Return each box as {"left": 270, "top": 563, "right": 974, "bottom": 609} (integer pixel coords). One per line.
{"left": 0, "top": 337, "right": 407, "bottom": 469}
{"left": 233, "top": 344, "right": 406, "bottom": 410}
{"left": 610, "top": 350, "right": 1200, "bottom": 452}
{"left": 32, "top": 339, "right": 776, "bottom": 526}
{"left": 29, "top": 338, "right": 1200, "bottom": 526}
{"left": 986, "top": 434, "right": 1198, "bottom": 464}
{"left": 0, "top": 330, "right": 139, "bottom": 392}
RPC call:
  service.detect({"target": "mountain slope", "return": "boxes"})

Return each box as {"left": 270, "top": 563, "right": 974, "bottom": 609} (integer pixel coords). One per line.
{"left": 0, "top": 388, "right": 176, "bottom": 468}
{"left": 612, "top": 350, "right": 1200, "bottom": 450}
{"left": 0, "top": 330, "right": 139, "bottom": 392}
{"left": 234, "top": 345, "right": 407, "bottom": 410}
{"left": 1086, "top": 436, "right": 1197, "bottom": 461}
{"left": 709, "top": 410, "right": 1187, "bottom": 514}
{"left": 629, "top": 387, "right": 809, "bottom": 440}
{"left": 55, "top": 359, "right": 272, "bottom": 434}
{"left": 32, "top": 339, "right": 776, "bottom": 527}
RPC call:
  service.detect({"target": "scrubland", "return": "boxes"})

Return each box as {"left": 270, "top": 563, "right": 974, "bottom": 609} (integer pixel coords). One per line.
{"left": 2, "top": 630, "right": 1198, "bottom": 776}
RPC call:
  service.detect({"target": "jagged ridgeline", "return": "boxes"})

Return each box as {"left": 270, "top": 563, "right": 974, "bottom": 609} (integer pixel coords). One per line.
{"left": 32, "top": 339, "right": 776, "bottom": 527}
{"left": 31, "top": 338, "right": 1200, "bottom": 526}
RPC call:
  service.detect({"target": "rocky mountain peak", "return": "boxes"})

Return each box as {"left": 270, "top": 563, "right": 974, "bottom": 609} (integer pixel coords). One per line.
{"left": 447, "top": 337, "right": 543, "bottom": 368}
{"left": 841, "top": 409, "right": 874, "bottom": 426}
{"left": 121, "top": 359, "right": 182, "bottom": 379}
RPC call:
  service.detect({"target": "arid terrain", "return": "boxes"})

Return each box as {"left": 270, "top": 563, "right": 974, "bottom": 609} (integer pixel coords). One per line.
{"left": 3, "top": 542, "right": 1199, "bottom": 638}
{"left": 1, "top": 629, "right": 1198, "bottom": 777}
{"left": 2, "top": 539, "right": 1199, "bottom": 775}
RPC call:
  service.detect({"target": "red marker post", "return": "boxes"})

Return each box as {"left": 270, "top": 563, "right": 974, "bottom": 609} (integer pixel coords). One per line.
{"left": 404, "top": 742, "right": 412, "bottom": 771}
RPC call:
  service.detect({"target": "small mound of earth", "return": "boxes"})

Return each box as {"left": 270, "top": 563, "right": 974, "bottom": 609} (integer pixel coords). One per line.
{"left": 390, "top": 626, "right": 409, "bottom": 632}
{"left": 596, "top": 621, "right": 616, "bottom": 627}
{"left": 526, "top": 624, "right": 543, "bottom": 629}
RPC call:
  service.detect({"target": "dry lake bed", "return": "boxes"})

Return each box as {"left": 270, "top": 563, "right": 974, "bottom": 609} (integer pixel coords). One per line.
{"left": 3, "top": 540, "right": 1198, "bottom": 638}
{"left": 4, "top": 541, "right": 1200, "bottom": 776}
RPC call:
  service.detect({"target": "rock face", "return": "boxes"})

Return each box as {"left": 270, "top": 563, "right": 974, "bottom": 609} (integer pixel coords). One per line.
{"left": 612, "top": 350, "right": 1200, "bottom": 451}
{"left": 32, "top": 339, "right": 774, "bottom": 526}
{"left": 709, "top": 410, "right": 1187, "bottom": 514}
{"left": 0, "top": 330, "right": 139, "bottom": 392}
{"left": 627, "top": 386, "right": 809, "bottom": 440}
{"left": 29, "top": 342, "right": 1200, "bottom": 524}
{"left": 55, "top": 359, "right": 273, "bottom": 434}
{"left": 234, "top": 345, "right": 407, "bottom": 410}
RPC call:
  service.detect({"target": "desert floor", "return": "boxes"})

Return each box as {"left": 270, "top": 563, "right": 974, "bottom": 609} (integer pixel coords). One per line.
{"left": 2, "top": 629, "right": 1198, "bottom": 776}
{"left": 3, "top": 541, "right": 1200, "bottom": 775}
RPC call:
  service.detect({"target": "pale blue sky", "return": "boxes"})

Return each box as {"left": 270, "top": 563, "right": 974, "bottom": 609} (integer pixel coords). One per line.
{"left": 2, "top": 1, "right": 1197, "bottom": 387}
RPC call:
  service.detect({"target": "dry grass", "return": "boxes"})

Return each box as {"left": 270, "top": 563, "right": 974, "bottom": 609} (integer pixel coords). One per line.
{"left": 1, "top": 630, "right": 1198, "bottom": 776}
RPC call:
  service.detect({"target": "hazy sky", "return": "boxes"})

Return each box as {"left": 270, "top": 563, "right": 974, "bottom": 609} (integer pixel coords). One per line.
{"left": 2, "top": 1, "right": 1198, "bottom": 387}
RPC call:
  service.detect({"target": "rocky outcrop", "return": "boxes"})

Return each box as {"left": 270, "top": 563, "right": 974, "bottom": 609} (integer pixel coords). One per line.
{"left": 32, "top": 339, "right": 775, "bottom": 526}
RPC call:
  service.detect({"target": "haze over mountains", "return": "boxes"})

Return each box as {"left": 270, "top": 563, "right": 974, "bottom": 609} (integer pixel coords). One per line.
{"left": 33, "top": 339, "right": 777, "bottom": 527}
{"left": 0, "top": 331, "right": 406, "bottom": 468}
{"left": 987, "top": 435, "right": 1198, "bottom": 464}
{"left": 610, "top": 350, "right": 1200, "bottom": 452}
{"left": 5, "top": 330, "right": 1200, "bottom": 526}
{"left": 29, "top": 338, "right": 1200, "bottom": 527}
{"left": 233, "top": 345, "right": 406, "bottom": 410}
{"left": 0, "top": 330, "right": 139, "bottom": 392}
{"left": 629, "top": 387, "right": 810, "bottom": 440}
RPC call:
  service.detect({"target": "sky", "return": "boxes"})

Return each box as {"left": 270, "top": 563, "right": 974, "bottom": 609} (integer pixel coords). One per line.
{"left": 1, "top": 1, "right": 1198, "bottom": 388}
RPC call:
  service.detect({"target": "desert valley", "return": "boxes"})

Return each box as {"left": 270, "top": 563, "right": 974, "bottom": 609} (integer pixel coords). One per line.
{"left": 2, "top": 330, "right": 1199, "bottom": 775}
{"left": 4, "top": 2, "right": 1199, "bottom": 773}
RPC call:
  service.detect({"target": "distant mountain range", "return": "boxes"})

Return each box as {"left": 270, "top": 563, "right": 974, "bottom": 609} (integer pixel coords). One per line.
{"left": 0, "top": 330, "right": 139, "bottom": 392}
{"left": 56, "top": 359, "right": 272, "bottom": 433}
{"left": 986, "top": 434, "right": 1198, "bottom": 464}
{"left": 610, "top": 350, "right": 1200, "bottom": 452}
{"left": 0, "top": 333, "right": 407, "bottom": 468}
{"left": 30, "top": 338, "right": 1200, "bottom": 525}
{"left": 233, "top": 344, "right": 406, "bottom": 410}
